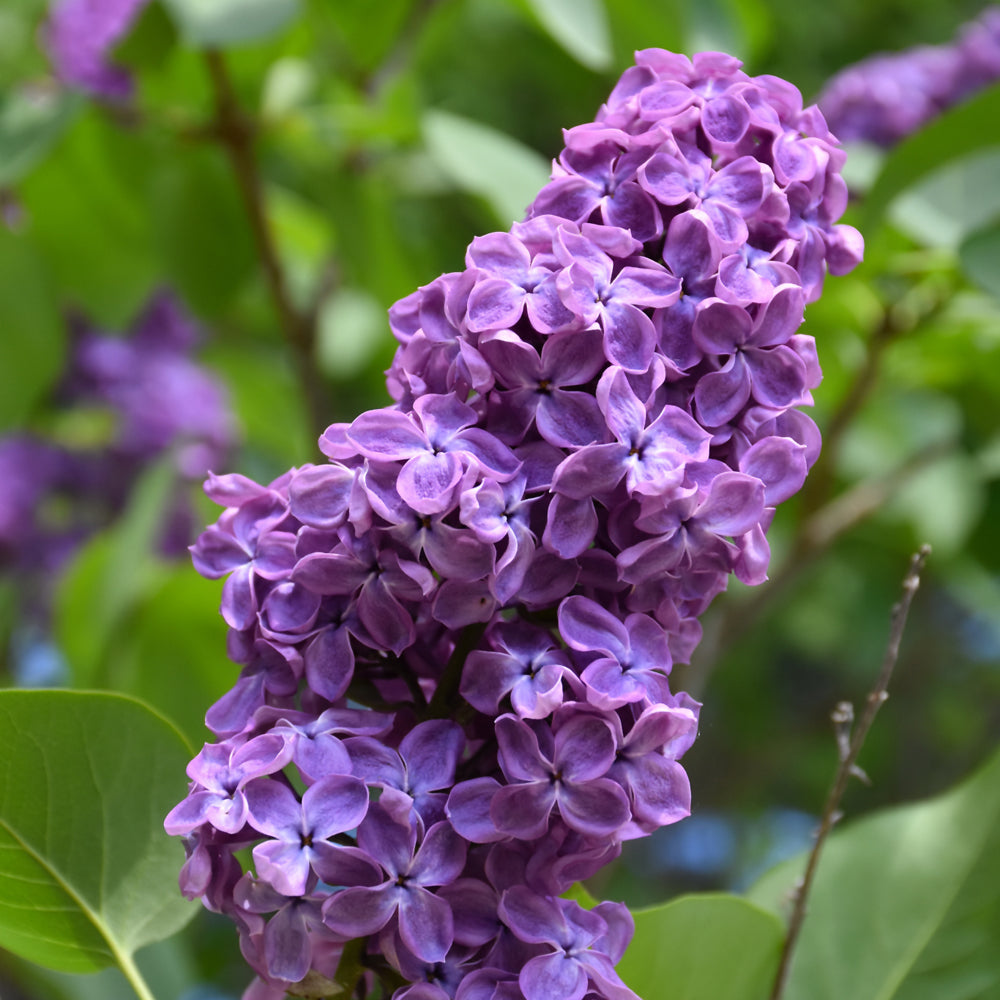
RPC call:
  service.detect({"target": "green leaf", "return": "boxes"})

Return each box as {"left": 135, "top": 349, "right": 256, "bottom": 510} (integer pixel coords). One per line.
{"left": 55, "top": 458, "right": 176, "bottom": 685}
{"left": 863, "top": 84, "right": 1000, "bottom": 232}
{"left": 17, "top": 109, "right": 158, "bottom": 325}
{"left": 112, "top": 567, "right": 235, "bottom": 749}
{"left": 617, "top": 894, "right": 784, "bottom": 1000}
{"left": 747, "top": 744, "right": 1000, "bottom": 1000}
{"left": 317, "top": 287, "right": 387, "bottom": 379}
{"left": 150, "top": 149, "right": 256, "bottom": 316}
{"left": 0, "top": 690, "right": 196, "bottom": 977}
{"left": 113, "top": 1, "right": 178, "bottom": 72}
{"left": 0, "top": 88, "right": 79, "bottom": 187}
{"left": 960, "top": 221, "right": 1000, "bottom": 302}
{"left": 887, "top": 150, "right": 1000, "bottom": 250}
{"left": 0, "top": 228, "right": 66, "bottom": 429}
{"left": 423, "top": 109, "right": 551, "bottom": 227}
{"left": 163, "top": 0, "right": 300, "bottom": 46}
{"left": 521, "top": 0, "right": 612, "bottom": 71}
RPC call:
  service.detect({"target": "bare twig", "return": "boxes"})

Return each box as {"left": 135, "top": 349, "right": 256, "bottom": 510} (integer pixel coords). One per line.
{"left": 202, "top": 49, "right": 329, "bottom": 438}
{"left": 768, "top": 545, "right": 931, "bottom": 1000}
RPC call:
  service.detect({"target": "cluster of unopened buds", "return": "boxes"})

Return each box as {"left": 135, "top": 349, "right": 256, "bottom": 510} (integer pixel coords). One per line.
{"left": 166, "top": 49, "right": 862, "bottom": 1000}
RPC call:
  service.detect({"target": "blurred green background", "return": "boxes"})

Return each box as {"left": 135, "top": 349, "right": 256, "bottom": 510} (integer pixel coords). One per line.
{"left": 1, "top": 0, "right": 999, "bottom": 996}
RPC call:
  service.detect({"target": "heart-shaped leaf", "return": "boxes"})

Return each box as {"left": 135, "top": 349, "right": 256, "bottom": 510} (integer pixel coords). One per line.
{"left": 0, "top": 690, "right": 197, "bottom": 980}
{"left": 747, "top": 743, "right": 1000, "bottom": 1000}
{"left": 618, "top": 893, "right": 784, "bottom": 999}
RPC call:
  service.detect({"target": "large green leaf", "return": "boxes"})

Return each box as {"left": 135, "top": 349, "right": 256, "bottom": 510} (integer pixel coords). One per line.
{"left": 0, "top": 690, "right": 196, "bottom": 978}
{"left": 747, "top": 744, "right": 1000, "bottom": 1000}
{"left": 520, "top": 0, "right": 612, "bottom": 71}
{"left": 617, "top": 894, "right": 784, "bottom": 1000}
{"left": 163, "top": 0, "right": 300, "bottom": 46}
{"left": 863, "top": 84, "right": 1000, "bottom": 232}
{"left": 423, "top": 109, "right": 551, "bottom": 227}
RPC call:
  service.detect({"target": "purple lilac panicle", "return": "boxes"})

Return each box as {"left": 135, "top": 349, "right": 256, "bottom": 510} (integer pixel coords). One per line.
{"left": 817, "top": 6, "right": 1000, "bottom": 146}
{"left": 169, "top": 49, "right": 861, "bottom": 999}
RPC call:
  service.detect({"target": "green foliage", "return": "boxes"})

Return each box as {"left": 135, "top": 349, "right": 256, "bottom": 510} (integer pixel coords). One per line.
{"left": 55, "top": 459, "right": 176, "bottom": 686}
{"left": 960, "top": 222, "right": 1000, "bottom": 303}
{"left": 150, "top": 148, "right": 256, "bottom": 316}
{"left": 423, "top": 109, "right": 552, "bottom": 227}
{"left": 748, "top": 744, "right": 1000, "bottom": 1000}
{"left": 0, "top": 229, "right": 66, "bottom": 430}
{"left": 618, "top": 894, "right": 784, "bottom": 1000}
{"left": 0, "top": 89, "right": 80, "bottom": 188}
{"left": 17, "top": 110, "right": 158, "bottom": 325}
{"left": 518, "top": 0, "right": 613, "bottom": 71}
{"left": 863, "top": 84, "right": 1000, "bottom": 234}
{"left": 162, "top": 0, "right": 301, "bottom": 47}
{"left": 0, "top": 690, "right": 196, "bottom": 976}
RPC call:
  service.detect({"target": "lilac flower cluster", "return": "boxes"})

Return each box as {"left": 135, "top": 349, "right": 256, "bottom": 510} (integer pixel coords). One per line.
{"left": 167, "top": 50, "right": 861, "bottom": 1000}
{"left": 817, "top": 6, "right": 1000, "bottom": 146}
{"left": 0, "top": 292, "right": 235, "bottom": 624}
{"left": 44, "top": 0, "right": 149, "bottom": 100}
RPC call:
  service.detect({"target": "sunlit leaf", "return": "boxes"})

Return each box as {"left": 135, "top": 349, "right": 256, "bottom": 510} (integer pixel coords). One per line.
{"left": 162, "top": 0, "right": 300, "bottom": 46}
{"left": 960, "top": 220, "right": 1000, "bottom": 302}
{"left": 521, "top": 0, "right": 612, "bottom": 71}
{"left": 423, "top": 109, "right": 551, "bottom": 227}
{"left": 747, "top": 744, "right": 1000, "bottom": 1000}
{"left": 618, "top": 893, "right": 784, "bottom": 1000}
{"left": 0, "top": 88, "right": 79, "bottom": 187}
{"left": 0, "top": 690, "right": 196, "bottom": 974}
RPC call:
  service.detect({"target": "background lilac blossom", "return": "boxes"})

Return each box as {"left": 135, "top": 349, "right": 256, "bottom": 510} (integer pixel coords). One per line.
{"left": 817, "top": 5, "right": 1000, "bottom": 145}
{"left": 44, "top": 0, "right": 149, "bottom": 100}
{"left": 0, "top": 291, "right": 235, "bottom": 672}
{"left": 167, "top": 48, "right": 861, "bottom": 1000}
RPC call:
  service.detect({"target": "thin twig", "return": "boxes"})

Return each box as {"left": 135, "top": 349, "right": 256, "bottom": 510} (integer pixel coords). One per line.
{"left": 768, "top": 544, "right": 931, "bottom": 1000}
{"left": 202, "top": 49, "right": 329, "bottom": 439}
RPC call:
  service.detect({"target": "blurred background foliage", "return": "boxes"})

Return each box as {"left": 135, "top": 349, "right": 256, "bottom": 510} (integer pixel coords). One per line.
{"left": 0, "top": 0, "right": 999, "bottom": 996}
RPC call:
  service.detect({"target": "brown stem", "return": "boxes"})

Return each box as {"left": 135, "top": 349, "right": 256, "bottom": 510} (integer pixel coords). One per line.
{"left": 768, "top": 545, "right": 931, "bottom": 1000}
{"left": 202, "top": 49, "right": 329, "bottom": 439}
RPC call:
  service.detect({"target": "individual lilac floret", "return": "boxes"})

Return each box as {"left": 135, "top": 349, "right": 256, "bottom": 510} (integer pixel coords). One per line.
{"left": 44, "top": 0, "right": 150, "bottom": 100}
{"left": 817, "top": 6, "right": 1000, "bottom": 146}
{"left": 168, "top": 46, "right": 862, "bottom": 1000}
{"left": 321, "top": 803, "right": 467, "bottom": 963}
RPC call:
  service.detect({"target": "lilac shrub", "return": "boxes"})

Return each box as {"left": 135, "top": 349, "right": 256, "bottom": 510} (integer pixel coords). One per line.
{"left": 817, "top": 5, "right": 1000, "bottom": 146}
{"left": 166, "top": 49, "right": 862, "bottom": 999}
